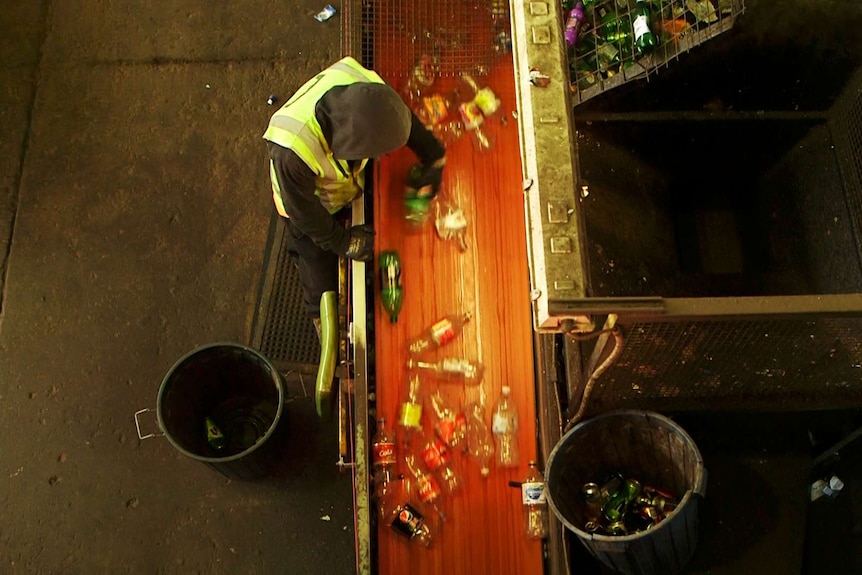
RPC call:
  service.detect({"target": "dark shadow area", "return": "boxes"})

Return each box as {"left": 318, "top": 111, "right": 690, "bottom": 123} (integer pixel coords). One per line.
{"left": 562, "top": 410, "right": 862, "bottom": 575}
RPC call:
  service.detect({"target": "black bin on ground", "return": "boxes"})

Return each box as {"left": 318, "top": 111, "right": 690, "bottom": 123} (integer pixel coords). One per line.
{"left": 157, "top": 342, "right": 286, "bottom": 480}
{"left": 546, "top": 410, "right": 706, "bottom": 575}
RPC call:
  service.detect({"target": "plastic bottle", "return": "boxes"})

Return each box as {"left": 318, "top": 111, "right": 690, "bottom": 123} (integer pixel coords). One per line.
{"left": 404, "top": 452, "right": 447, "bottom": 520}
{"left": 434, "top": 200, "right": 469, "bottom": 252}
{"left": 464, "top": 403, "right": 495, "bottom": 477}
{"left": 381, "top": 475, "right": 435, "bottom": 547}
{"left": 378, "top": 251, "right": 403, "bottom": 323}
{"left": 492, "top": 386, "right": 519, "bottom": 467}
{"left": 372, "top": 417, "right": 398, "bottom": 502}
{"left": 397, "top": 373, "right": 424, "bottom": 441}
{"left": 407, "top": 311, "right": 472, "bottom": 357}
{"left": 457, "top": 100, "right": 495, "bottom": 153}
{"left": 427, "top": 389, "right": 467, "bottom": 450}
{"left": 420, "top": 434, "right": 463, "bottom": 494}
{"left": 461, "top": 74, "right": 501, "bottom": 117}
{"left": 408, "top": 356, "right": 484, "bottom": 385}
{"left": 522, "top": 461, "right": 549, "bottom": 539}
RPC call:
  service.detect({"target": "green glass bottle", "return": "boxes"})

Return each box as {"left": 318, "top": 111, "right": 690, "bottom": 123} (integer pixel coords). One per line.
{"left": 205, "top": 417, "right": 226, "bottom": 451}
{"left": 633, "top": 0, "right": 659, "bottom": 54}
{"left": 379, "top": 250, "right": 403, "bottom": 323}
{"left": 404, "top": 163, "right": 432, "bottom": 226}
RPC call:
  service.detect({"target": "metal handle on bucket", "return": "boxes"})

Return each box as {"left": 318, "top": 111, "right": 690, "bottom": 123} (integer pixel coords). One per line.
{"left": 134, "top": 408, "right": 165, "bottom": 440}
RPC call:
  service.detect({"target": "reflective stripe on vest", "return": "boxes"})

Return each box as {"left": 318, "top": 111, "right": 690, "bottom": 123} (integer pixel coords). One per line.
{"left": 264, "top": 57, "right": 382, "bottom": 217}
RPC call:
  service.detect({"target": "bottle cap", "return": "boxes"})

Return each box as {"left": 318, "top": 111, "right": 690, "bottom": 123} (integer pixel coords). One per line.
{"left": 481, "top": 467, "right": 490, "bottom": 477}
{"left": 502, "top": 385, "right": 511, "bottom": 395}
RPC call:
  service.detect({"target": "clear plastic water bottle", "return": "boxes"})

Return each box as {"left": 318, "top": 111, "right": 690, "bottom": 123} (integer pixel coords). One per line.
{"left": 492, "top": 386, "right": 519, "bottom": 467}
{"left": 522, "top": 461, "right": 549, "bottom": 539}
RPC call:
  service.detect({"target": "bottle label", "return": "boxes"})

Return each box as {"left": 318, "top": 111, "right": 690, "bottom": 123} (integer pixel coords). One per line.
{"left": 492, "top": 413, "right": 509, "bottom": 434}
{"left": 429, "top": 318, "right": 457, "bottom": 346}
{"left": 458, "top": 102, "right": 484, "bottom": 131}
{"left": 422, "top": 94, "right": 449, "bottom": 126}
{"left": 399, "top": 402, "right": 423, "bottom": 429}
{"left": 633, "top": 15, "right": 650, "bottom": 40}
{"left": 391, "top": 503, "right": 424, "bottom": 539}
{"left": 437, "top": 412, "right": 467, "bottom": 445}
{"left": 440, "top": 357, "right": 470, "bottom": 376}
{"left": 417, "top": 475, "right": 441, "bottom": 503}
{"left": 522, "top": 481, "right": 547, "bottom": 505}
{"left": 373, "top": 441, "right": 396, "bottom": 467}
{"left": 422, "top": 439, "right": 451, "bottom": 470}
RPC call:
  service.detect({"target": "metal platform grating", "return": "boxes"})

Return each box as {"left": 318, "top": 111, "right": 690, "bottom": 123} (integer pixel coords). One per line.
{"left": 360, "top": 0, "right": 511, "bottom": 79}
{"left": 251, "top": 215, "right": 321, "bottom": 374}
{"left": 584, "top": 317, "right": 862, "bottom": 414}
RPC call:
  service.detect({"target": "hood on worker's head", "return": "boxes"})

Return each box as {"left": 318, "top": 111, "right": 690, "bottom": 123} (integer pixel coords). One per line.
{"left": 326, "top": 83, "right": 411, "bottom": 160}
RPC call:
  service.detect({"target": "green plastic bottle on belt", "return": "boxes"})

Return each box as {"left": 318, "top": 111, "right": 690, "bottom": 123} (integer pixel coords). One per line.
{"left": 379, "top": 250, "right": 403, "bottom": 323}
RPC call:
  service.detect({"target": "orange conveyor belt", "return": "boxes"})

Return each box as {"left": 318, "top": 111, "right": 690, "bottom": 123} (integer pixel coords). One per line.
{"left": 371, "top": 56, "right": 545, "bottom": 575}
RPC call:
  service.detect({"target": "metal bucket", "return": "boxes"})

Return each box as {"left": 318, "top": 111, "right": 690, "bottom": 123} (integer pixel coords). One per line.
{"left": 136, "top": 343, "right": 286, "bottom": 480}
{"left": 546, "top": 410, "right": 707, "bottom": 575}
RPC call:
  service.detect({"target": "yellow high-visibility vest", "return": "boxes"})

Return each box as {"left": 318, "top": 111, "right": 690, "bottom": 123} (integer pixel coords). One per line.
{"left": 263, "top": 57, "right": 384, "bottom": 217}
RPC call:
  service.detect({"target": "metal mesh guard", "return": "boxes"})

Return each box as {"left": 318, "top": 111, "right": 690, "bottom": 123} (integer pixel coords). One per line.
{"left": 362, "top": 0, "right": 512, "bottom": 79}
{"left": 586, "top": 317, "right": 862, "bottom": 413}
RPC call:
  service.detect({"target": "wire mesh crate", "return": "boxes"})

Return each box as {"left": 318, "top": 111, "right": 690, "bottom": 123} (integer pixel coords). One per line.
{"left": 568, "top": 0, "right": 744, "bottom": 105}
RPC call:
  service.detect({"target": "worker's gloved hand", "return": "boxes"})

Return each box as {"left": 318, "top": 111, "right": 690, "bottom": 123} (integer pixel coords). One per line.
{"left": 414, "top": 157, "right": 446, "bottom": 198}
{"left": 344, "top": 224, "right": 375, "bottom": 262}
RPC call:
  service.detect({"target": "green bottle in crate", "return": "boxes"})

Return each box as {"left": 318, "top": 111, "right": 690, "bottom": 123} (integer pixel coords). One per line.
{"left": 633, "top": 0, "right": 660, "bottom": 53}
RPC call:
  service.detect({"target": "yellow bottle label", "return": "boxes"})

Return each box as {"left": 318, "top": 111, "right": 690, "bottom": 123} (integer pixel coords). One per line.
{"left": 399, "top": 402, "right": 423, "bottom": 429}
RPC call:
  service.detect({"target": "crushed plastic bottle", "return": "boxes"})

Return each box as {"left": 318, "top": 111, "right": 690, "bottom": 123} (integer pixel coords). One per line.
{"left": 465, "top": 403, "right": 495, "bottom": 477}
{"left": 404, "top": 451, "right": 447, "bottom": 520}
{"left": 427, "top": 389, "right": 468, "bottom": 450}
{"left": 420, "top": 434, "right": 463, "bottom": 494}
{"left": 380, "top": 475, "right": 436, "bottom": 547}
{"left": 434, "top": 200, "right": 469, "bottom": 252}
{"left": 492, "top": 386, "right": 519, "bottom": 467}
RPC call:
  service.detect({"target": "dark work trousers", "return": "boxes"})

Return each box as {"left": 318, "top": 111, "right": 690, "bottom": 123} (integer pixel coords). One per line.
{"left": 285, "top": 218, "right": 339, "bottom": 319}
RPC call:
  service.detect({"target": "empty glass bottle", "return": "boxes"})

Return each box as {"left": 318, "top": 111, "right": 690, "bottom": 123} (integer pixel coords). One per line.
{"left": 633, "top": 0, "right": 660, "bottom": 53}
{"left": 564, "top": 2, "right": 586, "bottom": 46}
{"left": 205, "top": 417, "right": 226, "bottom": 451}
{"left": 378, "top": 250, "right": 403, "bottom": 323}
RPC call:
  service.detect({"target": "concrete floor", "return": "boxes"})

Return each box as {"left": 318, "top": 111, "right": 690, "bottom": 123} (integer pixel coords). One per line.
{"left": 3, "top": 0, "right": 862, "bottom": 574}
{"left": 0, "top": 1, "right": 356, "bottom": 573}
